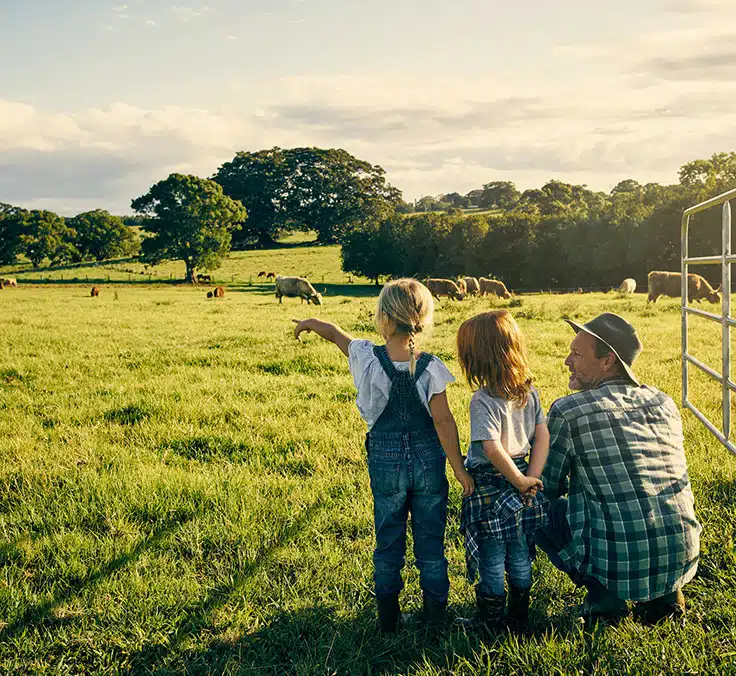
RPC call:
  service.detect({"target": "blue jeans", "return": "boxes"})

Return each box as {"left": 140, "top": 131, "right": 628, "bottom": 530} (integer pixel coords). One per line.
{"left": 534, "top": 497, "right": 581, "bottom": 582}
{"left": 477, "top": 537, "right": 532, "bottom": 597}
{"left": 367, "top": 433, "right": 449, "bottom": 603}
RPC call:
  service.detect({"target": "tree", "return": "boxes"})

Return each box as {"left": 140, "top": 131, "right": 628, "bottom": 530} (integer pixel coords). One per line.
{"left": 212, "top": 148, "right": 290, "bottom": 248}
{"left": 20, "top": 210, "right": 77, "bottom": 267}
{"left": 131, "top": 174, "right": 247, "bottom": 283}
{"left": 341, "top": 217, "right": 405, "bottom": 285}
{"left": 478, "top": 181, "right": 520, "bottom": 210}
{"left": 611, "top": 179, "right": 642, "bottom": 195}
{"left": 442, "top": 192, "right": 470, "bottom": 209}
{"left": 0, "top": 203, "right": 26, "bottom": 265}
{"left": 214, "top": 147, "right": 402, "bottom": 246}
{"left": 283, "top": 147, "right": 402, "bottom": 243}
{"left": 69, "top": 209, "right": 140, "bottom": 261}
{"left": 679, "top": 152, "right": 736, "bottom": 192}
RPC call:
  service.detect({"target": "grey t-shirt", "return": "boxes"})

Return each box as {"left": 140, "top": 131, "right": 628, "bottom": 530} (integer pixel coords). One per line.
{"left": 465, "top": 387, "right": 545, "bottom": 469}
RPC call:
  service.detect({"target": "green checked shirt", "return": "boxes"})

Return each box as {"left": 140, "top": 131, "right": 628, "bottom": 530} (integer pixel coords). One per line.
{"left": 542, "top": 377, "right": 701, "bottom": 601}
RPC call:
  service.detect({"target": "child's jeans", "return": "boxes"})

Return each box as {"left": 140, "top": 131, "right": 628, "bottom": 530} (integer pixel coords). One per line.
{"left": 367, "top": 432, "right": 450, "bottom": 603}
{"left": 477, "top": 537, "right": 532, "bottom": 597}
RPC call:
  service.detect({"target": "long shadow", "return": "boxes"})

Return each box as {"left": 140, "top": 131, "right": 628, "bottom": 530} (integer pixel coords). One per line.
{"left": 0, "top": 512, "right": 199, "bottom": 641}
{"left": 125, "top": 498, "right": 327, "bottom": 674}
{"left": 229, "top": 282, "right": 381, "bottom": 299}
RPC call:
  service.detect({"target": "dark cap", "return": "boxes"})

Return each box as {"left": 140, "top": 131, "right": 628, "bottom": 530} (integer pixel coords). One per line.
{"left": 565, "top": 312, "right": 643, "bottom": 385}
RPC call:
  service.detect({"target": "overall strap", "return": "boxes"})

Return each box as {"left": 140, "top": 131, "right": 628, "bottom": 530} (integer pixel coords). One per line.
{"left": 373, "top": 345, "right": 398, "bottom": 379}
{"left": 413, "top": 352, "right": 433, "bottom": 382}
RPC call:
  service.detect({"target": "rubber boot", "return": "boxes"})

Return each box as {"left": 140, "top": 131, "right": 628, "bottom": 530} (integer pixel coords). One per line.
{"left": 506, "top": 585, "right": 530, "bottom": 632}
{"left": 476, "top": 589, "right": 506, "bottom": 632}
{"left": 422, "top": 593, "right": 447, "bottom": 628}
{"left": 633, "top": 589, "right": 685, "bottom": 625}
{"left": 578, "top": 578, "right": 629, "bottom": 627}
{"left": 376, "top": 594, "right": 400, "bottom": 633}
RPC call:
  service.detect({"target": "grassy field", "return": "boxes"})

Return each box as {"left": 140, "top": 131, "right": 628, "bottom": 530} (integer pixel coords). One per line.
{"left": 1, "top": 245, "right": 735, "bottom": 674}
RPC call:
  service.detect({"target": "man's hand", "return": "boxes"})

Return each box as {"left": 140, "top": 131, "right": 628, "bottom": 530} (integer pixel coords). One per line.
{"left": 513, "top": 475, "right": 543, "bottom": 496}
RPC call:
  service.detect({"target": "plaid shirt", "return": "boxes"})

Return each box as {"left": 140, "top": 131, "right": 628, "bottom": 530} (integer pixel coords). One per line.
{"left": 542, "top": 378, "right": 701, "bottom": 601}
{"left": 461, "top": 460, "right": 548, "bottom": 583}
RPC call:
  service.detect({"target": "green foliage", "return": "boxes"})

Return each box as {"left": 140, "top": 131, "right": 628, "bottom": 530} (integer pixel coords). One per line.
{"left": 214, "top": 147, "right": 401, "bottom": 247}
{"left": 478, "top": 181, "right": 520, "bottom": 210}
{"left": 0, "top": 202, "right": 26, "bottom": 265}
{"left": 132, "top": 173, "right": 248, "bottom": 282}
{"left": 69, "top": 209, "right": 140, "bottom": 261}
{"left": 19, "top": 209, "right": 78, "bottom": 267}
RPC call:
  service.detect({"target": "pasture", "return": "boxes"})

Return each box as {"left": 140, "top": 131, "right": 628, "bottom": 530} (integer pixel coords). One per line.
{"left": 1, "top": 246, "right": 735, "bottom": 674}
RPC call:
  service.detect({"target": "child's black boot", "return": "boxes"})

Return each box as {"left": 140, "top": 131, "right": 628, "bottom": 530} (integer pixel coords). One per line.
{"left": 476, "top": 589, "right": 506, "bottom": 632}
{"left": 422, "top": 593, "right": 447, "bottom": 628}
{"left": 506, "top": 585, "right": 530, "bottom": 632}
{"left": 376, "top": 594, "right": 400, "bottom": 633}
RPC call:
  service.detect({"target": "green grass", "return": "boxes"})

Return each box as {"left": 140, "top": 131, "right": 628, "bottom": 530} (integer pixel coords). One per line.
{"left": 0, "top": 260, "right": 735, "bottom": 673}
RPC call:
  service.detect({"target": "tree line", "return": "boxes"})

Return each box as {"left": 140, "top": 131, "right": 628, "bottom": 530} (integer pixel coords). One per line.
{"left": 1, "top": 149, "right": 733, "bottom": 286}
{"left": 341, "top": 154, "right": 735, "bottom": 289}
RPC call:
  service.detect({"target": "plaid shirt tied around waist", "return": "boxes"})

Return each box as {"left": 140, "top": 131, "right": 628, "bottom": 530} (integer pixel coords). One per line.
{"left": 460, "top": 458, "right": 549, "bottom": 583}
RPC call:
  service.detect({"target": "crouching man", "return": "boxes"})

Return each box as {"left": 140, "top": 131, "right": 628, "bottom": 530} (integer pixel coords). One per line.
{"left": 538, "top": 313, "right": 701, "bottom": 625}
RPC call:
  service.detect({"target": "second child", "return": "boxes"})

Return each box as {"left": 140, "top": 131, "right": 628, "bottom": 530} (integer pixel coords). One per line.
{"left": 456, "top": 310, "right": 549, "bottom": 631}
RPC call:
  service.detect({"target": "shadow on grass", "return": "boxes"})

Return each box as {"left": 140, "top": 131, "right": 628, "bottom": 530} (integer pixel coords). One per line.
{"left": 0, "top": 512, "right": 199, "bottom": 641}
{"left": 125, "top": 498, "right": 328, "bottom": 674}
{"left": 230, "top": 282, "right": 381, "bottom": 299}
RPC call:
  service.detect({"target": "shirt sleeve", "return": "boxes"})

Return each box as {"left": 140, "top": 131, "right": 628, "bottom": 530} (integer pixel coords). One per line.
{"left": 541, "top": 403, "right": 574, "bottom": 499}
{"left": 425, "top": 357, "right": 456, "bottom": 400}
{"left": 470, "top": 394, "right": 502, "bottom": 442}
{"left": 347, "top": 339, "right": 376, "bottom": 390}
{"left": 533, "top": 388, "right": 546, "bottom": 425}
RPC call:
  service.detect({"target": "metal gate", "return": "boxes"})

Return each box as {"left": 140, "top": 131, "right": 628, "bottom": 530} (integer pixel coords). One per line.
{"left": 681, "top": 187, "right": 736, "bottom": 455}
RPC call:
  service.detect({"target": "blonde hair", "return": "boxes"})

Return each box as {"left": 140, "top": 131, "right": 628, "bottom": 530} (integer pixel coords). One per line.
{"left": 375, "top": 278, "right": 434, "bottom": 376}
{"left": 456, "top": 310, "right": 533, "bottom": 405}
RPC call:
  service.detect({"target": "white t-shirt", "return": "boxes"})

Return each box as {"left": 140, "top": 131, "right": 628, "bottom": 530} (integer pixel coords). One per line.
{"left": 347, "top": 339, "right": 455, "bottom": 430}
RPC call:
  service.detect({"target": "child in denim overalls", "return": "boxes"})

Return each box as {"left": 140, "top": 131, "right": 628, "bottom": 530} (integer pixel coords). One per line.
{"left": 456, "top": 310, "right": 549, "bottom": 631}
{"left": 293, "top": 278, "right": 474, "bottom": 632}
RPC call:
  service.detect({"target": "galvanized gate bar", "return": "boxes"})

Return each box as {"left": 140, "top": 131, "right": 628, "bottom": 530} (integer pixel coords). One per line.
{"left": 681, "top": 188, "right": 736, "bottom": 456}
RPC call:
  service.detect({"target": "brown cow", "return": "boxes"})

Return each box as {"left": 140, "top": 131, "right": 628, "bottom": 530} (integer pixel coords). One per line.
{"left": 213, "top": 286, "right": 225, "bottom": 298}
{"left": 647, "top": 271, "right": 721, "bottom": 304}
{"left": 91, "top": 286, "right": 101, "bottom": 297}
{"left": 463, "top": 276, "right": 480, "bottom": 295}
{"left": 456, "top": 278, "right": 467, "bottom": 295}
{"left": 197, "top": 274, "right": 212, "bottom": 283}
{"left": 257, "top": 271, "right": 267, "bottom": 277}
{"left": 1, "top": 277, "right": 17, "bottom": 287}
{"left": 266, "top": 272, "right": 276, "bottom": 280}
{"left": 426, "top": 278, "right": 465, "bottom": 301}
{"left": 479, "top": 277, "right": 511, "bottom": 299}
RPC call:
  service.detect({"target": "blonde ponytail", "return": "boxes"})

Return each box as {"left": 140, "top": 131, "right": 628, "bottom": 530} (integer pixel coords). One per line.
{"left": 408, "top": 331, "right": 417, "bottom": 377}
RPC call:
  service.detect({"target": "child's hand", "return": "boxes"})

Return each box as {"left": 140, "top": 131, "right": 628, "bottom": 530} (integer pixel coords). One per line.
{"left": 514, "top": 475, "right": 543, "bottom": 497}
{"left": 292, "top": 318, "right": 314, "bottom": 340}
{"left": 454, "top": 468, "right": 475, "bottom": 498}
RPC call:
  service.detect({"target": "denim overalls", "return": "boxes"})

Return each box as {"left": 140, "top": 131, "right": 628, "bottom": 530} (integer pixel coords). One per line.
{"left": 365, "top": 345, "right": 450, "bottom": 603}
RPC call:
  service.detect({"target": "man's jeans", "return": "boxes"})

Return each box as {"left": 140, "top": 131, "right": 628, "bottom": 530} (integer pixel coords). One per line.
{"left": 477, "top": 537, "right": 532, "bottom": 597}
{"left": 368, "top": 441, "right": 449, "bottom": 603}
{"left": 535, "top": 497, "right": 581, "bottom": 582}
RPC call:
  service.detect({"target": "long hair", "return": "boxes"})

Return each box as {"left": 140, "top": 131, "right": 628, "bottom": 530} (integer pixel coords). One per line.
{"left": 375, "top": 278, "right": 434, "bottom": 376}
{"left": 456, "top": 310, "right": 533, "bottom": 405}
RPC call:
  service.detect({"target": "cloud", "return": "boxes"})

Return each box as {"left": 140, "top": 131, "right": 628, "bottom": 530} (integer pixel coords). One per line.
{"left": 665, "top": 0, "right": 732, "bottom": 12}
{"left": 170, "top": 4, "right": 212, "bottom": 22}
{"left": 145, "top": 19, "right": 157, "bottom": 26}
{"left": 226, "top": 35, "right": 237, "bottom": 40}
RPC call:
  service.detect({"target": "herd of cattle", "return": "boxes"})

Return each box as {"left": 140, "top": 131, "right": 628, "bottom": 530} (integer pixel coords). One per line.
{"left": 0, "top": 271, "right": 723, "bottom": 306}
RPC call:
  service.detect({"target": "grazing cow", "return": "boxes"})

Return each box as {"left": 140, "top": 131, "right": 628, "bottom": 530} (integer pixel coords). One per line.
{"left": 479, "top": 277, "right": 512, "bottom": 299}
{"left": 618, "top": 278, "right": 636, "bottom": 295}
{"left": 266, "top": 272, "right": 276, "bottom": 280}
{"left": 463, "top": 276, "right": 480, "bottom": 295}
{"left": 1, "top": 277, "right": 17, "bottom": 287}
{"left": 275, "top": 275, "right": 322, "bottom": 305}
{"left": 257, "top": 271, "right": 267, "bottom": 278}
{"left": 213, "top": 286, "right": 225, "bottom": 298}
{"left": 91, "top": 286, "right": 101, "bottom": 297}
{"left": 456, "top": 278, "right": 467, "bottom": 295}
{"left": 197, "top": 274, "right": 212, "bottom": 283}
{"left": 647, "top": 271, "right": 721, "bottom": 304}
{"left": 426, "top": 278, "right": 465, "bottom": 301}
{"left": 577, "top": 287, "right": 584, "bottom": 295}
{"left": 207, "top": 291, "right": 213, "bottom": 299}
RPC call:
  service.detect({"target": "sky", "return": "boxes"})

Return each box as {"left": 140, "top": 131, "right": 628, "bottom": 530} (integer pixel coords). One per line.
{"left": 1, "top": 0, "right": 735, "bottom": 215}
